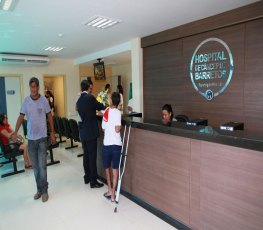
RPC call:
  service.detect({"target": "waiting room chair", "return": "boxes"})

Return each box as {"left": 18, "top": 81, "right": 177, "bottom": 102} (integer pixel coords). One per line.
{"left": 61, "top": 117, "right": 78, "bottom": 150}
{"left": 69, "top": 119, "right": 83, "bottom": 157}
{"left": 54, "top": 116, "right": 66, "bottom": 144}
{"left": 0, "top": 140, "right": 25, "bottom": 178}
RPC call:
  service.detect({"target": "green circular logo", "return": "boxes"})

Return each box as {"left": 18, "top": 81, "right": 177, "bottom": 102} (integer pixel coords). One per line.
{"left": 190, "top": 38, "right": 234, "bottom": 100}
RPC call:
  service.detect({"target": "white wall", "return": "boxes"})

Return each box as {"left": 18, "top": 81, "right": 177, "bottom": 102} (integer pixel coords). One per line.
{"left": 4, "top": 77, "right": 22, "bottom": 129}
{"left": 111, "top": 63, "right": 132, "bottom": 110}
{"left": 0, "top": 58, "right": 80, "bottom": 118}
{"left": 131, "top": 38, "right": 143, "bottom": 113}
{"left": 75, "top": 38, "right": 144, "bottom": 114}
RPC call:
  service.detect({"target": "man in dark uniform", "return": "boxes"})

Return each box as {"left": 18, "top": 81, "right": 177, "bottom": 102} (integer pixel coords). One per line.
{"left": 77, "top": 80, "right": 104, "bottom": 188}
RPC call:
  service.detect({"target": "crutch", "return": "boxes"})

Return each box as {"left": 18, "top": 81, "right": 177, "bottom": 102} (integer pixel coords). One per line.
{"left": 114, "top": 122, "right": 131, "bottom": 213}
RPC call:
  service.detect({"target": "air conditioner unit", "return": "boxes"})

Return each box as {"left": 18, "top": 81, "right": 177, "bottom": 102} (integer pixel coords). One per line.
{"left": 0, "top": 54, "right": 50, "bottom": 66}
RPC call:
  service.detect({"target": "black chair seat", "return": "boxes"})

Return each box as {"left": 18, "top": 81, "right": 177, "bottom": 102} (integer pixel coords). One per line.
{"left": 4, "top": 149, "right": 24, "bottom": 159}
{"left": 0, "top": 140, "right": 25, "bottom": 178}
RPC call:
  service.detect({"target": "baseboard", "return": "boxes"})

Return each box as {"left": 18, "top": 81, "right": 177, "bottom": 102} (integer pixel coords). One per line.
{"left": 98, "top": 175, "right": 191, "bottom": 230}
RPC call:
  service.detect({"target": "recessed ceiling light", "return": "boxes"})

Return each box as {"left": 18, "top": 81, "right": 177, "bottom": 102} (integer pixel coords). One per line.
{"left": 0, "top": 0, "right": 17, "bottom": 11}
{"left": 83, "top": 16, "right": 120, "bottom": 29}
{"left": 44, "top": 46, "right": 65, "bottom": 52}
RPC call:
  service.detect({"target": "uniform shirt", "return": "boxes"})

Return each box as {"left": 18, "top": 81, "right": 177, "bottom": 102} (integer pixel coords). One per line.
{"left": 102, "top": 107, "right": 122, "bottom": 146}
{"left": 20, "top": 95, "right": 51, "bottom": 140}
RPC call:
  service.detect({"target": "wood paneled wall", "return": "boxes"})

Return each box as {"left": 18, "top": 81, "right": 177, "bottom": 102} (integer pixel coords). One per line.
{"left": 105, "top": 128, "right": 263, "bottom": 230}
{"left": 142, "top": 2, "right": 263, "bottom": 134}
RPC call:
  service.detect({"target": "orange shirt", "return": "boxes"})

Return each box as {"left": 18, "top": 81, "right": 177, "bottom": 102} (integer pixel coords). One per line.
{"left": 0, "top": 123, "right": 12, "bottom": 145}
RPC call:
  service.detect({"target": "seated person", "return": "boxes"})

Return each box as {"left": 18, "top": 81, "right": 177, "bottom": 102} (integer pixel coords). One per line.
{"left": 0, "top": 114, "right": 31, "bottom": 168}
{"left": 162, "top": 104, "right": 174, "bottom": 126}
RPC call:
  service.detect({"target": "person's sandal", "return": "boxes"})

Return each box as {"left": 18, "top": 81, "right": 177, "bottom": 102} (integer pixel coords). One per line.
{"left": 103, "top": 192, "right": 111, "bottom": 200}
{"left": 25, "top": 165, "right": 32, "bottom": 169}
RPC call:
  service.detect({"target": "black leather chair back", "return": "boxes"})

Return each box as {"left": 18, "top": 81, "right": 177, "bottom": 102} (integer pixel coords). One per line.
{"left": 69, "top": 119, "right": 80, "bottom": 142}
{"left": 55, "top": 116, "right": 65, "bottom": 136}
{"left": 61, "top": 117, "right": 72, "bottom": 138}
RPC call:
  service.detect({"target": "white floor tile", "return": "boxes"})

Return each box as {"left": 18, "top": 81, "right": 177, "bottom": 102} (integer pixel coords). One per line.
{"left": 0, "top": 141, "right": 176, "bottom": 230}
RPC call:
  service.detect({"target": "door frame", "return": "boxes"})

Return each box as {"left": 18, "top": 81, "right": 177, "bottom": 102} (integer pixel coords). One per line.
{"left": 43, "top": 74, "right": 67, "bottom": 117}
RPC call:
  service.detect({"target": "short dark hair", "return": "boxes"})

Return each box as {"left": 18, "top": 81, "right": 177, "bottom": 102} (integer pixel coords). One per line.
{"left": 162, "top": 104, "right": 173, "bottom": 121}
{"left": 81, "top": 80, "right": 88, "bottom": 91}
{"left": 105, "top": 83, "right": 110, "bottom": 91}
{"left": 46, "top": 90, "right": 53, "bottom": 97}
{"left": 29, "top": 77, "right": 39, "bottom": 86}
{"left": 87, "top": 79, "right": 93, "bottom": 86}
{"left": 117, "top": 84, "right": 123, "bottom": 94}
{"left": 81, "top": 79, "right": 93, "bottom": 92}
{"left": 111, "top": 92, "right": 120, "bottom": 107}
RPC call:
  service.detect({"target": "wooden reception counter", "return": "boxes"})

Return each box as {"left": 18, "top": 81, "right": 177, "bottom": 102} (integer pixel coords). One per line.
{"left": 97, "top": 117, "right": 263, "bottom": 230}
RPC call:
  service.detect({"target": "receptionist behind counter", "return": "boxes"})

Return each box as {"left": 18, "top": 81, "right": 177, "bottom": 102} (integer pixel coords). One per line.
{"left": 162, "top": 104, "right": 174, "bottom": 126}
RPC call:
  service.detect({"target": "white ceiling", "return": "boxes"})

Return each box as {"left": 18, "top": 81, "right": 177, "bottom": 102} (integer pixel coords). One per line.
{"left": 0, "top": 0, "right": 258, "bottom": 64}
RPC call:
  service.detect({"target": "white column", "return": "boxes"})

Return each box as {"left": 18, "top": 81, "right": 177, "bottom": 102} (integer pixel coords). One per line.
{"left": 131, "top": 38, "right": 143, "bottom": 114}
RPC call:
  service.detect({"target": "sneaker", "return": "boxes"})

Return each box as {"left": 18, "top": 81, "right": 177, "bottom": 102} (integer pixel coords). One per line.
{"left": 42, "top": 193, "right": 49, "bottom": 202}
{"left": 34, "top": 192, "right": 42, "bottom": 200}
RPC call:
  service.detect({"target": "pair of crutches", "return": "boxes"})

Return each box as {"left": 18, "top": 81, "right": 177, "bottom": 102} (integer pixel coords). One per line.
{"left": 114, "top": 122, "right": 131, "bottom": 213}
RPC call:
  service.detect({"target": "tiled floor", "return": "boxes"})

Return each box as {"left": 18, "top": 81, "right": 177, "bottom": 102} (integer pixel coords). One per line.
{"left": 0, "top": 141, "right": 176, "bottom": 230}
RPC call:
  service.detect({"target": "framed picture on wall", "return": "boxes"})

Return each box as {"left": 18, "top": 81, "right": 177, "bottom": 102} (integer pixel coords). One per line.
{"left": 94, "top": 61, "right": 106, "bottom": 80}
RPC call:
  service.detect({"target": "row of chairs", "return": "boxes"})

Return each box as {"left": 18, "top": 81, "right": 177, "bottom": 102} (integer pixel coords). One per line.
{"left": 0, "top": 140, "right": 25, "bottom": 178}
{"left": 53, "top": 117, "right": 83, "bottom": 157}
{"left": 0, "top": 136, "right": 59, "bottom": 178}
{"left": 23, "top": 116, "right": 81, "bottom": 152}
{"left": 0, "top": 117, "right": 82, "bottom": 178}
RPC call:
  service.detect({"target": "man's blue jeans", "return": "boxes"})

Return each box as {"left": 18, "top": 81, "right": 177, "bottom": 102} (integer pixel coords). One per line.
{"left": 28, "top": 137, "right": 48, "bottom": 194}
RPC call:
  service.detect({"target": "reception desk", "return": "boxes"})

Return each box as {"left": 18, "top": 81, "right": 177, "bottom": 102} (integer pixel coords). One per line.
{"left": 97, "top": 117, "right": 263, "bottom": 230}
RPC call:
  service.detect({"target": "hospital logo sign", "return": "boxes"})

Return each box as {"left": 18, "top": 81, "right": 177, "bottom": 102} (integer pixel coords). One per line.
{"left": 190, "top": 38, "right": 234, "bottom": 100}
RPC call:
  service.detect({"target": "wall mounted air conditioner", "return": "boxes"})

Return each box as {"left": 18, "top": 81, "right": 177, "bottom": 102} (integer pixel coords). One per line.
{"left": 0, "top": 54, "right": 50, "bottom": 66}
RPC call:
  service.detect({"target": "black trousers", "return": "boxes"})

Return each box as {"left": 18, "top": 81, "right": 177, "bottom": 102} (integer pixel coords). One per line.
{"left": 81, "top": 139, "right": 98, "bottom": 183}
